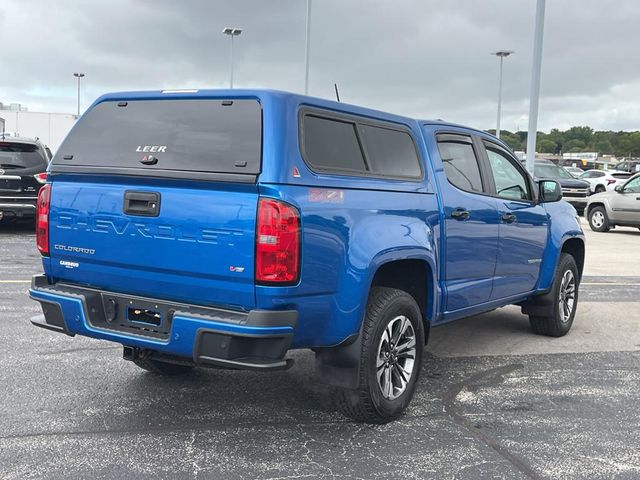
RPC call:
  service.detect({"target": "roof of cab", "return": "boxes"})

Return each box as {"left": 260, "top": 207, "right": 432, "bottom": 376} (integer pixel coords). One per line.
{"left": 91, "top": 88, "right": 508, "bottom": 149}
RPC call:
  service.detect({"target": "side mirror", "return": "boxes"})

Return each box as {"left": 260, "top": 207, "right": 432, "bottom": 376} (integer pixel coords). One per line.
{"left": 539, "top": 179, "right": 562, "bottom": 203}
{"left": 615, "top": 185, "right": 623, "bottom": 193}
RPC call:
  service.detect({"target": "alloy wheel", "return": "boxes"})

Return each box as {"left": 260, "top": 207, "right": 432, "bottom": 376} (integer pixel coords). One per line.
{"left": 558, "top": 269, "right": 576, "bottom": 322}
{"left": 376, "top": 315, "right": 416, "bottom": 400}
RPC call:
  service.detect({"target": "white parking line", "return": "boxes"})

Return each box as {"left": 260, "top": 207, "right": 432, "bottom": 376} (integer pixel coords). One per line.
{"left": 0, "top": 280, "right": 31, "bottom": 283}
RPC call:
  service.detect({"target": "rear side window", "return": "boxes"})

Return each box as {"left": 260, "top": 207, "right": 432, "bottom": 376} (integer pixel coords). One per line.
{"left": 302, "top": 115, "right": 367, "bottom": 172}
{"left": 300, "top": 111, "right": 422, "bottom": 179}
{"left": 437, "top": 140, "right": 483, "bottom": 193}
{"left": 54, "top": 99, "right": 262, "bottom": 175}
{"left": 0, "top": 142, "right": 47, "bottom": 169}
{"left": 359, "top": 125, "right": 421, "bottom": 178}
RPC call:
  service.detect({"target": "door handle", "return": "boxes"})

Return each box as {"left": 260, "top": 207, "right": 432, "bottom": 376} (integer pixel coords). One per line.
{"left": 501, "top": 213, "right": 517, "bottom": 224}
{"left": 123, "top": 191, "right": 161, "bottom": 217}
{"left": 451, "top": 209, "right": 470, "bottom": 220}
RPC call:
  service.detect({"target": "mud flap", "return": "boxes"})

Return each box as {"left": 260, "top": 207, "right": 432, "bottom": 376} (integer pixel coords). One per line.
{"left": 315, "top": 333, "right": 362, "bottom": 389}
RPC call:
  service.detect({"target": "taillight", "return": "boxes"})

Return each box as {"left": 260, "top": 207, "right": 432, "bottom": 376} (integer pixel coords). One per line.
{"left": 606, "top": 179, "right": 616, "bottom": 185}
{"left": 36, "top": 184, "right": 51, "bottom": 256}
{"left": 255, "top": 198, "right": 300, "bottom": 285}
{"left": 33, "top": 172, "right": 48, "bottom": 184}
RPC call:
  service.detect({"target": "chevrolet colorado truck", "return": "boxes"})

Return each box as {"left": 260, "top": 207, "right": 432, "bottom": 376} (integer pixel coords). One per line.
{"left": 30, "top": 89, "right": 585, "bottom": 423}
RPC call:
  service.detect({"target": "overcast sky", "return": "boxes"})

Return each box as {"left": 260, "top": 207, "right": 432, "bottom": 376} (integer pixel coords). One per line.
{"left": 1, "top": 0, "right": 639, "bottom": 132}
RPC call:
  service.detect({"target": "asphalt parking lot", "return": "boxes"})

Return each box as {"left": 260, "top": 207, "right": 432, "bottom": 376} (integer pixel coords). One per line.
{"left": 1, "top": 219, "right": 639, "bottom": 480}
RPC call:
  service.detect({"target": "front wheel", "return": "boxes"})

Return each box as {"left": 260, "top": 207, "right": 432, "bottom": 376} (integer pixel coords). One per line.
{"left": 588, "top": 206, "right": 610, "bottom": 232}
{"left": 332, "top": 287, "right": 424, "bottom": 424}
{"left": 529, "top": 253, "right": 579, "bottom": 337}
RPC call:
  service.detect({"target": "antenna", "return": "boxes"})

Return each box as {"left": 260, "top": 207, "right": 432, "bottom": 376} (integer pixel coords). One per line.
{"left": 334, "top": 83, "right": 340, "bottom": 102}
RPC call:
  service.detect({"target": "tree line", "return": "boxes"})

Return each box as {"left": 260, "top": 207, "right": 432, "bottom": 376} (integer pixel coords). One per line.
{"left": 487, "top": 127, "right": 640, "bottom": 157}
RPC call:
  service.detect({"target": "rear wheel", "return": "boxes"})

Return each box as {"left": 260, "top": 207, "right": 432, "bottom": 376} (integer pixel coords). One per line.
{"left": 594, "top": 184, "right": 606, "bottom": 193}
{"left": 529, "top": 253, "right": 579, "bottom": 337}
{"left": 588, "top": 206, "right": 610, "bottom": 232}
{"left": 332, "top": 287, "right": 424, "bottom": 424}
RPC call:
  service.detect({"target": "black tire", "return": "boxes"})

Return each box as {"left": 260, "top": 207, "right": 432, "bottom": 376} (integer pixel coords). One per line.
{"left": 332, "top": 287, "right": 425, "bottom": 424}
{"left": 594, "top": 185, "right": 606, "bottom": 193}
{"left": 529, "top": 253, "right": 579, "bottom": 337}
{"left": 588, "top": 206, "right": 610, "bottom": 232}
{"left": 133, "top": 354, "right": 194, "bottom": 375}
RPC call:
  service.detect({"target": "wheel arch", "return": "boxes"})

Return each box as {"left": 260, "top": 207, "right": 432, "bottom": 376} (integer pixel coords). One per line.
{"left": 368, "top": 254, "right": 438, "bottom": 342}
{"left": 561, "top": 237, "right": 585, "bottom": 281}
{"left": 586, "top": 201, "right": 607, "bottom": 218}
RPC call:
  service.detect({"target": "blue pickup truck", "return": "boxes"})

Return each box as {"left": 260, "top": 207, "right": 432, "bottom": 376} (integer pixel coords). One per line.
{"left": 30, "top": 89, "right": 584, "bottom": 423}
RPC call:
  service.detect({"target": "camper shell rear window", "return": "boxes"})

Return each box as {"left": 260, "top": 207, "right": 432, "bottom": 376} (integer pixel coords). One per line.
{"left": 53, "top": 99, "right": 262, "bottom": 178}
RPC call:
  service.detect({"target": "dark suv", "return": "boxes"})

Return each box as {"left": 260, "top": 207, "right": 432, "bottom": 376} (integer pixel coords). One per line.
{"left": 534, "top": 160, "right": 590, "bottom": 215}
{"left": 0, "top": 135, "right": 50, "bottom": 222}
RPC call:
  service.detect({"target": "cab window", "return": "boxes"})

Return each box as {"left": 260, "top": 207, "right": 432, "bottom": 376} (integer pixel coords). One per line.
{"left": 485, "top": 147, "right": 531, "bottom": 201}
{"left": 624, "top": 176, "right": 640, "bottom": 193}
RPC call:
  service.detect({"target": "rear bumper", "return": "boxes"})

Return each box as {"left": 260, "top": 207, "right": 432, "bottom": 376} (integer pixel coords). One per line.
{"left": 0, "top": 198, "right": 37, "bottom": 219}
{"left": 29, "top": 275, "right": 297, "bottom": 371}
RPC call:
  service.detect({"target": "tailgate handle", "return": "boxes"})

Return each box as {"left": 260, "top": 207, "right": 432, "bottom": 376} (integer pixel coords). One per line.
{"left": 123, "top": 191, "right": 161, "bottom": 217}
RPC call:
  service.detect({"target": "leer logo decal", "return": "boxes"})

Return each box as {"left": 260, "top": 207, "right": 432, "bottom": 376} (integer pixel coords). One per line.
{"left": 135, "top": 145, "right": 167, "bottom": 153}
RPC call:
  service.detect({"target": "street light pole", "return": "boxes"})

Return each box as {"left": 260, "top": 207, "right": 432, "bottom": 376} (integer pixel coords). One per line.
{"left": 73, "top": 72, "right": 85, "bottom": 117}
{"left": 491, "top": 51, "right": 513, "bottom": 139}
{"left": 526, "top": 0, "right": 546, "bottom": 175}
{"left": 304, "top": 0, "right": 312, "bottom": 95}
{"left": 222, "top": 27, "right": 242, "bottom": 88}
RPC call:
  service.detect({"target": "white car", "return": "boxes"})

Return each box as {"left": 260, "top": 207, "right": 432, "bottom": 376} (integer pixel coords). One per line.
{"left": 579, "top": 169, "right": 633, "bottom": 194}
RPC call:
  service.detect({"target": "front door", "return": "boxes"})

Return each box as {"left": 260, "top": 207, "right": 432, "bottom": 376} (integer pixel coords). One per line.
{"left": 481, "top": 142, "right": 549, "bottom": 299}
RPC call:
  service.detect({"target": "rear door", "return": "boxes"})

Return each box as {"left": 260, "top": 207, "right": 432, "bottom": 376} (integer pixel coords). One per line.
{"left": 480, "top": 141, "right": 548, "bottom": 299}
{"left": 48, "top": 98, "right": 262, "bottom": 309}
{"left": 433, "top": 132, "right": 500, "bottom": 312}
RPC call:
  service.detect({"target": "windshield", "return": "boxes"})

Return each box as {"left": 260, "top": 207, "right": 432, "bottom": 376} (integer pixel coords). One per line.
{"left": 534, "top": 163, "right": 572, "bottom": 179}
{"left": 0, "top": 142, "right": 47, "bottom": 169}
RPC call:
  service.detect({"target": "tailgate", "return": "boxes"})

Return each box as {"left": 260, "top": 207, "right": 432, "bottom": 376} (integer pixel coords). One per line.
{"left": 49, "top": 178, "right": 257, "bottom": 309}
